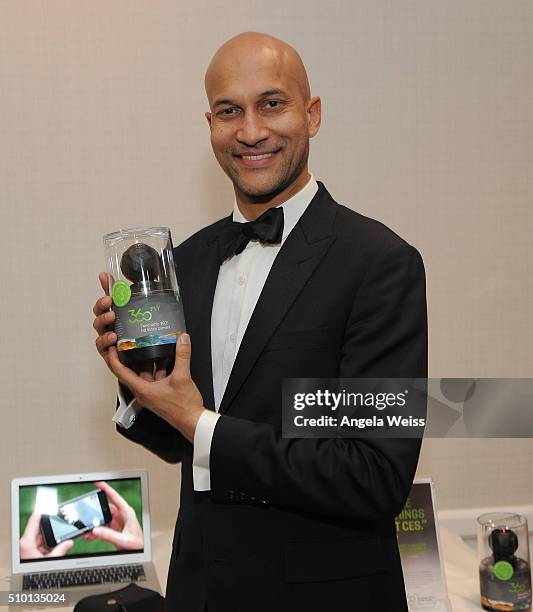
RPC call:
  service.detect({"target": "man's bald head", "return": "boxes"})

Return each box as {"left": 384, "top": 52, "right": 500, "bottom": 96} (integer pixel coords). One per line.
{"left": 203, "top": 32, "right": 321, "bottom": 215}
{"left": 205, "top": 32, "right": 311, "bottom": 106}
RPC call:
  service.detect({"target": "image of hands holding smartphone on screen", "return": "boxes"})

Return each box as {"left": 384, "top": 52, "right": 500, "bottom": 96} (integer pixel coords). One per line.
{"left": 19, "top": 511, "right": 75, "bottom": 559}
{"left": 19, "top": 480, "right": 143, "bottom": 560}
{"left": 81, "top": 481, "right": 143, "bottom": 551}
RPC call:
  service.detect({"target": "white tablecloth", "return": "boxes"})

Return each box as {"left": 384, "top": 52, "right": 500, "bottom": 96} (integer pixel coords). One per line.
{"left": 439, "top": 527, "right": 483, "bottom": 611}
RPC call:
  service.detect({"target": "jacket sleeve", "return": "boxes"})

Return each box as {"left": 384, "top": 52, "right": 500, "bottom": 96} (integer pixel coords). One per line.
{"left": 115, "top": 383, "right": 186, "bottom": 464}
{"left": 209, "top": 243, "right": 427, "bottom": 522}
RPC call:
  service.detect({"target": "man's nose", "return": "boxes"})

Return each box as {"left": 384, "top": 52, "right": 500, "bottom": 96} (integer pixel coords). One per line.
{"left": 236, "top": 110, "right": 269, "bottom": 146}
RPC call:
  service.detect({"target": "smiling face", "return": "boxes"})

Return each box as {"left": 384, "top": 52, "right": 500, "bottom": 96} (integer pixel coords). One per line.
{"left": 205, "top": 33, "right": 321, "bottom": 215}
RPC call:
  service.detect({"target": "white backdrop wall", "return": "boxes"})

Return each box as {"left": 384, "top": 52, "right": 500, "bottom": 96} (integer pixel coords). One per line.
{"left": 1, "top": 0, "right": 532, "bottom": 561}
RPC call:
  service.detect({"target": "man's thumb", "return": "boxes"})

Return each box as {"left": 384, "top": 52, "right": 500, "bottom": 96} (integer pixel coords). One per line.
{"left": 173, "top": 333, "right": 191, "bottom": 375}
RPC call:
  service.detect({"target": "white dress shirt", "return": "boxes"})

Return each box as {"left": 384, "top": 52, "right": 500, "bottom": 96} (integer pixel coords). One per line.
{"left": 115, "top": 175, "right": 319, "bottom": 491}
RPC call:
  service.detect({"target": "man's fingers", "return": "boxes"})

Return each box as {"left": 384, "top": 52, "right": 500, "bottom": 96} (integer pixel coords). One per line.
{"left": 95, "top": 332, "right": 117, "bottom": 356}
{"left": 153, "top": 357, "right": 170, "bottom": 381}
{"left": 93, "top": 310, "right": 115, "bottom": 334}
{"left": 99, "top": 272, "right": 110, "bottom": 296}
{"left": 93, "top": 295, "right": 113, "bottom": 316}
{"left": 155, "top": 369, "right": 167, "bottom": 381}
{"left": 107, "top": 348, "right": 147, "bottom": 394}
{"left": 107, "top": 346, "right": 147, "bottom": 393}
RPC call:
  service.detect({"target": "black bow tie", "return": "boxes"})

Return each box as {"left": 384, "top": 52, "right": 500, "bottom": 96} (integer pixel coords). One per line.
{"left": 218, "top": 207, "right": 284, "bottom": 263}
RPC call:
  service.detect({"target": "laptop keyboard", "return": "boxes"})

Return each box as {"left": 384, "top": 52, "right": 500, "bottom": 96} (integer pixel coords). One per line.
{"left": 22, "top": 563, "right": 146, "bottom": 590}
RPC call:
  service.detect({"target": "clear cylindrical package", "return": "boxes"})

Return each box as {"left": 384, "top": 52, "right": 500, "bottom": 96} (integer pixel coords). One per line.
{"left": 103, "top": 227, "right": 186, "bottom": 369}
{"left": 478, "top": 512, "right": 532, "bottom": 611}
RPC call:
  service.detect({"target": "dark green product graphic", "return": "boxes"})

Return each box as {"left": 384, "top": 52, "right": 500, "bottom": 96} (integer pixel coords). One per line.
{"left": 479, "top": 526, "right": 532, "bottom": 611}
{"left": 103, "top": 228, "right": 186, "bottom": 370}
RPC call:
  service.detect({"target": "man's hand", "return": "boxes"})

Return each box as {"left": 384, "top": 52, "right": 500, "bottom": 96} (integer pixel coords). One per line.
{"left": 92, "top": 272, "right": 118, "bottom": 372}
{"left": 92, "top": 272, "right": 167, "bottom": 381}
{"left": 107, "top": 330, "right": 205, "bottom": 443}
{"left": 19, "top": 512, "right": 74, "bottom": 560}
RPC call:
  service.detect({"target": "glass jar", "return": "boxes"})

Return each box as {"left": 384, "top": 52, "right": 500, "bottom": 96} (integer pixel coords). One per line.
{"left": 103, "top": 227, "right": 186, "bottom": 370}
{"left": 478, "top": 512, "right": 532, "bottom": 611}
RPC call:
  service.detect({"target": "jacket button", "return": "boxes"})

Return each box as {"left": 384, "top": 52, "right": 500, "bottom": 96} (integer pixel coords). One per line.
{"left": 227, "top": 490, "right": 235, "bottom": 501}
{"left": 238, "top": 492, "right": 248, "bottom": 502}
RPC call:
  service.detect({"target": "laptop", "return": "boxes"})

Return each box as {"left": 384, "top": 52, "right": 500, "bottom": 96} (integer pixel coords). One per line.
{"left": 10, "top": 470, "right": 161, "bottom": 608}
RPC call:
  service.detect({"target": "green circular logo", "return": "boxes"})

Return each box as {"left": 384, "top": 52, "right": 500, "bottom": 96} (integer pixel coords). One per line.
{"left": 112, "top": 280, "right": 131, "bottom": 307}
{"left": 494, "top": 560, "right": 514, "bottom": 581}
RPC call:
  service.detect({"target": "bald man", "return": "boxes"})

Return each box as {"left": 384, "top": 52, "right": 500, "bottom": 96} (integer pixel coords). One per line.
{"left": 94, "top": 32, "right": 427, "bottom": 612}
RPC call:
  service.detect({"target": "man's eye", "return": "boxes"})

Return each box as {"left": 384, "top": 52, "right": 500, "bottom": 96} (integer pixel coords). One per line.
{"left": 264, "top": 100, "right": 280, "bottom": 109}
{"left": 221, "top": 107, "right": 237, "bottom": 115}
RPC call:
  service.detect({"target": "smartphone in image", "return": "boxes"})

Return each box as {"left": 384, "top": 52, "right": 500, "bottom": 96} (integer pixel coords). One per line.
{"left": 40, "top": 489, "right": 112, "bottom": 549}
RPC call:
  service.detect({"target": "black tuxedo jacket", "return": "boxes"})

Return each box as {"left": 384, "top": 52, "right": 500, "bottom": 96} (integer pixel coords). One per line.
{"left": 118, "top": 182, "right": 428, "bottom": 612}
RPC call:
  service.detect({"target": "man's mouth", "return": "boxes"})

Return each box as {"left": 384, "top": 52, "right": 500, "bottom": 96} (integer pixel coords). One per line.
{"left": 241, "top": 153, "right": 274, "bottom": 160}
{"left": 233, "top": 149, "right": 281, "bottom": 168}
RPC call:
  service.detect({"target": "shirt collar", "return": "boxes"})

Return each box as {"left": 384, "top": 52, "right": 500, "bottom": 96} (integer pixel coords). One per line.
{"left": 232, "top": 174, "right": 319, "bottom": 243}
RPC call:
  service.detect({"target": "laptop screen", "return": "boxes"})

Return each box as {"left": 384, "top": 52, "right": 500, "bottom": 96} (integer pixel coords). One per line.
{"left": 16, "top": 475, "right": 145, "bottom": 566}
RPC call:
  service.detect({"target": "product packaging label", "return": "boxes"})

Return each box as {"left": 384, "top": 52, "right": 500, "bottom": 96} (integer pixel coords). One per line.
{"left": 113, "top": 289, "right": 186, "bottom": 351}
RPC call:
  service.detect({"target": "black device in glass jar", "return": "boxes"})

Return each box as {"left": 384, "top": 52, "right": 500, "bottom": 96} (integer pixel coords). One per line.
{"left": 103, "top": 227, "right": 186, "bottom": 370}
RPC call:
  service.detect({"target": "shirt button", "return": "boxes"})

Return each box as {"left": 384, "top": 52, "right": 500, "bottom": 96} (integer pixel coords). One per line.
{"left": 238, "top": 274, "right": 246, "bottom": 285}
{"left": 229, "top": 333, "right": 236, "bottom": 343}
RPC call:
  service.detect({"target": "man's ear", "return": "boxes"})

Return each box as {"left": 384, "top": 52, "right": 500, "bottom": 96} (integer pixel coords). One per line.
{"left": 307, "top": 96, "right": 321, "bottom": 138}
{"left": 205, "top": 111, "right": 212, "bottom": 127}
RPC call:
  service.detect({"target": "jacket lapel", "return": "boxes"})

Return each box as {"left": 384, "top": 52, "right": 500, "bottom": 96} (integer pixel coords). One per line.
{"left": 184, "top": 217, "right": 231, "bottom": 412}
{"left": 218, "top": 182, "right": 338, "bottom": 415}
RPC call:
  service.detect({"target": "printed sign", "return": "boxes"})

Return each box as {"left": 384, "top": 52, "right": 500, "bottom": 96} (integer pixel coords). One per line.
{"left": 397, "top": 479, "right": 450, "bottom": 610}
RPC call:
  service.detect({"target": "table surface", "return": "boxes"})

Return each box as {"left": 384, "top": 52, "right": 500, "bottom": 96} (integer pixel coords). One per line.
{"left": 1, "top": 527, "right": 483, "bottom": 611}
